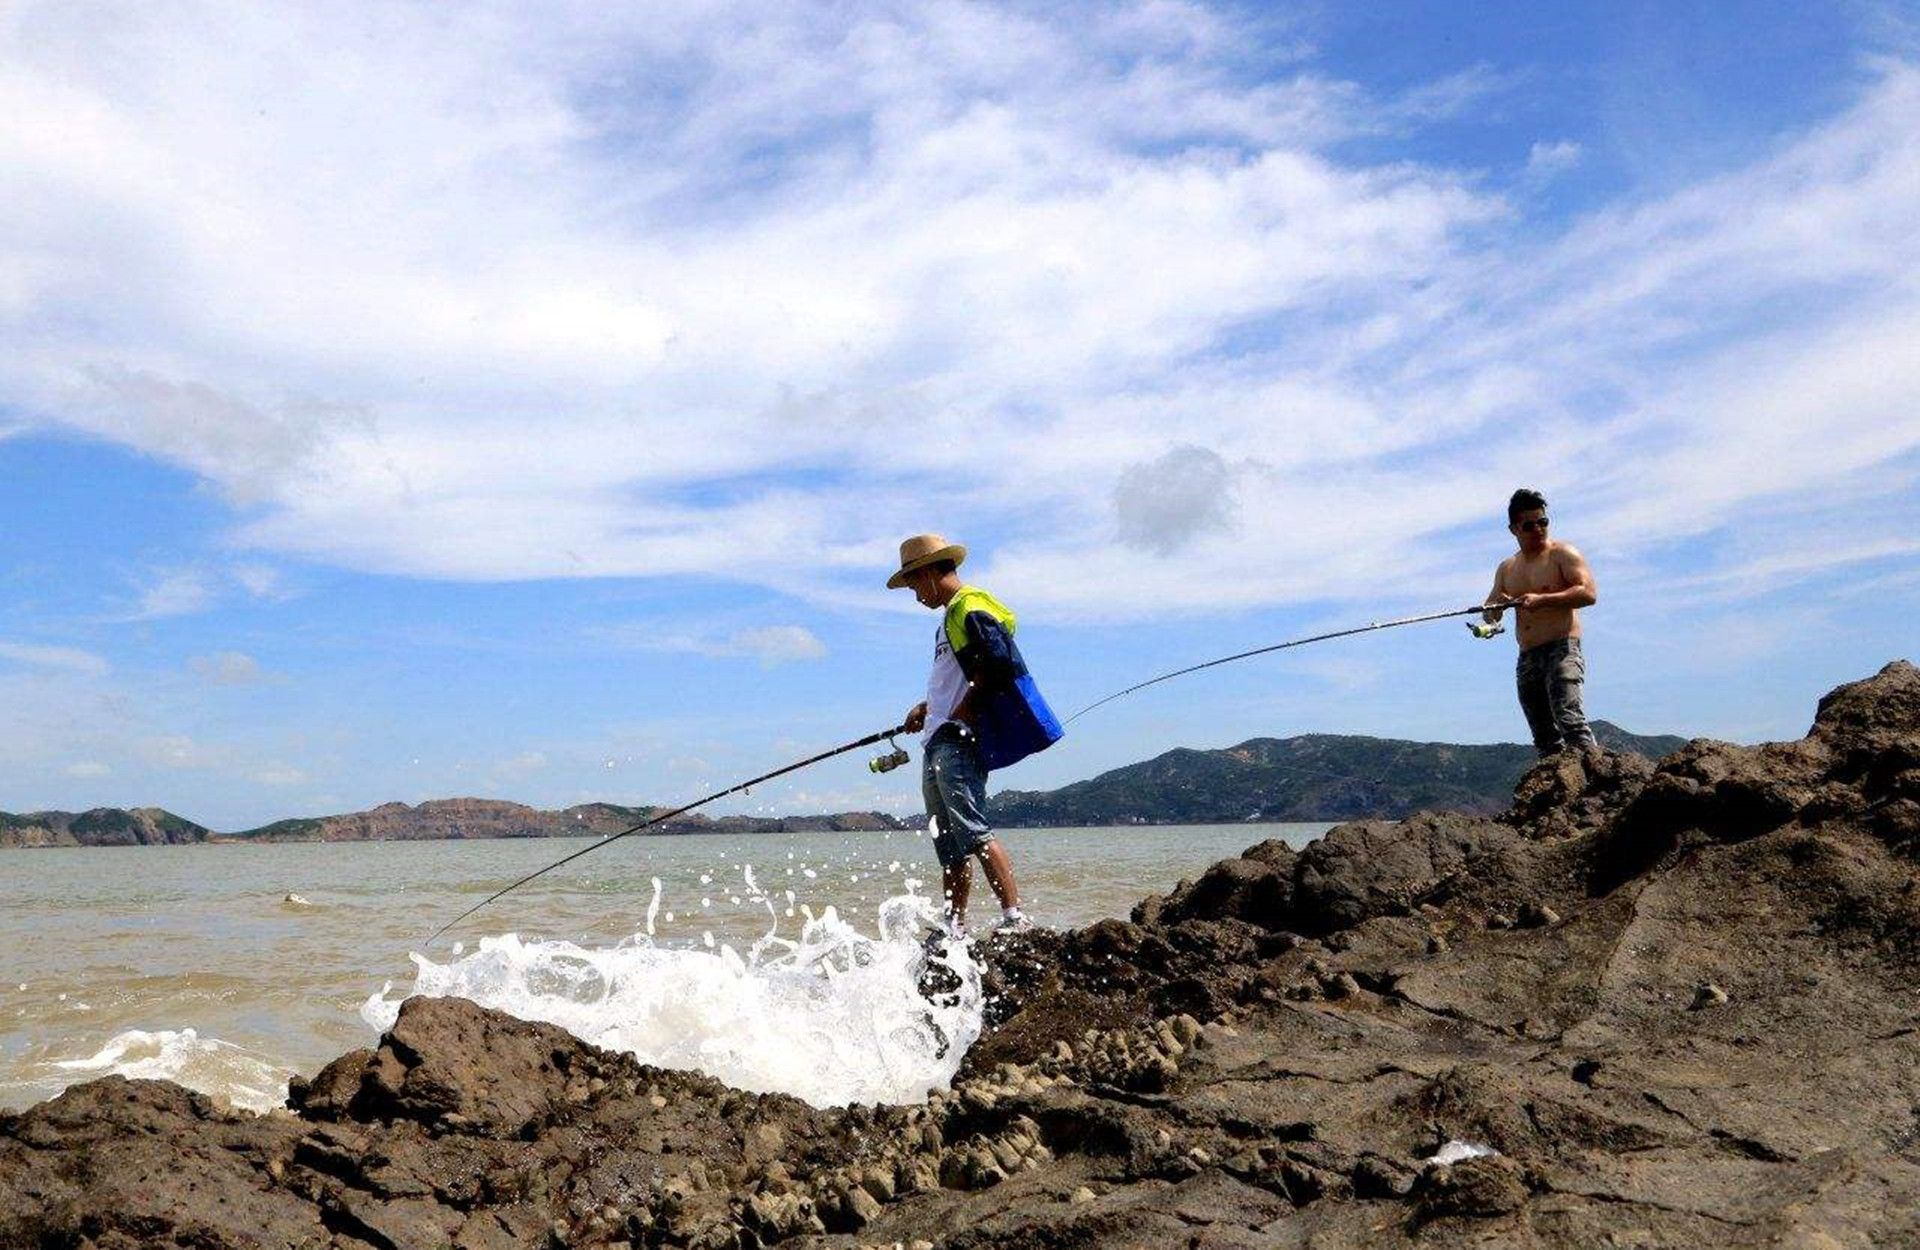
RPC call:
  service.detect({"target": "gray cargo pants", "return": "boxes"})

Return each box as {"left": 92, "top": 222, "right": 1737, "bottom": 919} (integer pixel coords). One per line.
{"left": 1516, "top": 637, "right": 1597, "bottom": 756}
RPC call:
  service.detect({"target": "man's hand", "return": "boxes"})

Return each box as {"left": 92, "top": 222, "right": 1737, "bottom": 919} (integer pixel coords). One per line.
{"left": 903, "top": 701, "right": 927, "bottom": 733}
{"left": 1512, "top": 592, "right": 1543, "bottom": 611}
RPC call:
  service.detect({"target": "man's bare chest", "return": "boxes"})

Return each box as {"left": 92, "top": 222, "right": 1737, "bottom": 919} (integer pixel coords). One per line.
{"left": 1507, "top": 556, "right": 1569, "bottom": 593}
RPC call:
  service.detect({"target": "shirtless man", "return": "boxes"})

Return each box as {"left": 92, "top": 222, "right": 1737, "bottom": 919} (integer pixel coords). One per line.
{"left": 1483, "top": 488, "right": 1599, "bottom": 756}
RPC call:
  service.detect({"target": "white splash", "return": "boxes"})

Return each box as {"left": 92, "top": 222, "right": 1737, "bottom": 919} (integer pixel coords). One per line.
{"left": 1424, "top": 1140, "right": 1499, "bottom": 1166}
{"left": 51, "top": 1029, "right": 292, "bottom": 1114}
{"left": 363, "top": 893, "right": 981, "bottom": 1108}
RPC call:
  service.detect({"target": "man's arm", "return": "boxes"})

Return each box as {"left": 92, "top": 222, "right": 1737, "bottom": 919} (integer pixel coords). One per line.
{"left": 1484, "top": 562, "right": 1511, "bottom": 621}
{"left": 1514, "top": 545, "right": 1597, "bottom": 611}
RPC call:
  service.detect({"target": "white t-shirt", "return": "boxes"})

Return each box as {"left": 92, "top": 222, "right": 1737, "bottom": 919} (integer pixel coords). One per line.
{"left": 922, "top": 615, "right": 969, "bottom": 745}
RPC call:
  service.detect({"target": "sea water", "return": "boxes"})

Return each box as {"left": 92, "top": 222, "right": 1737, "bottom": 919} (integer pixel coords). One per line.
{"left": 0, "top": 823, "right": 1329, "bottom": 1113}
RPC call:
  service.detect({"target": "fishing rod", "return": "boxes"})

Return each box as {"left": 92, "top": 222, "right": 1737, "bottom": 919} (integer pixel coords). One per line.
{"left": 1064, "top": 601, "right": 1507, "bottom": 725}
{"left": 426, "top": 721, "right": 910, "bottom": 945}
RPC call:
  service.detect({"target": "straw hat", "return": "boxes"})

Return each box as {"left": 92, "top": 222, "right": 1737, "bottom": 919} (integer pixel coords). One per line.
{"left": 887, "top": 533, "right": 967, "bottom": 589}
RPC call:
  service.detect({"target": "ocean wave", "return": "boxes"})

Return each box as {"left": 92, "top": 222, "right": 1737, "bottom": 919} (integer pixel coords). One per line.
{"left": 364, "top": 892, "right": 980, "bottom": 1108}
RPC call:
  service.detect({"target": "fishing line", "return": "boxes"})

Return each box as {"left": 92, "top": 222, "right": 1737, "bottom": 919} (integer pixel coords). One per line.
{"left": 429, "top": 601, "right": 1506, "bottom": 939}
{"left": 426, "top": 722, "right": 909, "bottom": 944}
{"left": 1064, "top": 601, "right": 1505, "bottom": 725}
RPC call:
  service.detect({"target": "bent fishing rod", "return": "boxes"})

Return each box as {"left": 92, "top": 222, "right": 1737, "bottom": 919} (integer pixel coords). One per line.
{"left": 426, "top": 721, "right": 909, "bottom": 945}
{"left": 1064, "top": 600, "right": 1508, "bottom": 725}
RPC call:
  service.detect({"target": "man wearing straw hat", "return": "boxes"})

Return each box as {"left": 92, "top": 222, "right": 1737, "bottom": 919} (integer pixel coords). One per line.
{"left": 890, "top": 534, "right": 1064, "bottom": 938}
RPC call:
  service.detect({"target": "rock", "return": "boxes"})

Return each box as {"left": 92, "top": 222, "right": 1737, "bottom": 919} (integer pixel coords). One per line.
{"left": 1416, "top": 1154, "right": 1528, "bottom": 1219}
{"left": 290, "top": 995, "right": 583, "bottom": 1138}
{"left": 1692, "top": 981, "right": 1730, "bottom": 1009}
{"left": 1323, "top": 971, "right": 1362, "bottom": 1000}
{"left": 1352, "top": 1154, "right": 1414, "bottom": 1199}
{"left": 842, "top": 1183, "right": 883, "bottom": 1229}
{"left": 1518, "top": 902, "right": 1560, "bottom": 928}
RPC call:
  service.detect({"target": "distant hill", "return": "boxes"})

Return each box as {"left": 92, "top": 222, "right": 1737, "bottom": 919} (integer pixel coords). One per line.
{"left": 4, "top": 721, "right": 1685, "bottom": 846}
{"left": 0, "top": 807, "right": 211, "bottom": 848}
{"left": 0, "top": 798, "right": 907, "bottom": 847}
{"left": 988, "top": 721, "right": 1686, "bottom": 827}
{"left": 224, "top": 799, "right": 910, "bottom": 842}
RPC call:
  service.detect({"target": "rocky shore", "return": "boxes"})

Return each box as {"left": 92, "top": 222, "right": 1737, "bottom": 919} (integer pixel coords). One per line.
{"left": 4, "top": 661, "right": 1917, "bottom": 1247}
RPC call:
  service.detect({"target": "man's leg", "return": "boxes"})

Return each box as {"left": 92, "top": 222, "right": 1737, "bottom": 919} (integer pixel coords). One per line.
{"left": 1516, "top": 646, "right": 1562, "bottom": 755}
{"left": 925, "top": 734, "right": 970, "bottom": 927}
{"left": 1549, "top": 640, "right": 1598, "bottom": 752}
{"left": 942, "top": 858, "right": 972, "bottom": 921}
{"left": 927, "top": 728, "right": 992, "bottom": 928}
{"left": 975, "top": 838, "right": 1019, "bottom": 911}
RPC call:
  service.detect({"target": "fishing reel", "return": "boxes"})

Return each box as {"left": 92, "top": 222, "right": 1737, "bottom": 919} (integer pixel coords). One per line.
{"left": 868, "top": 736, "right": 911, "bottom": 774}
{"left": 1466, "top": 619, "right": 1506, "bottom": 640}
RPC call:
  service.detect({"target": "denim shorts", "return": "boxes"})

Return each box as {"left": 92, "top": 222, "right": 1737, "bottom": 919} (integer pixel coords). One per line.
{"left": 921, "top": 724, "right": 994, "bottom": 868}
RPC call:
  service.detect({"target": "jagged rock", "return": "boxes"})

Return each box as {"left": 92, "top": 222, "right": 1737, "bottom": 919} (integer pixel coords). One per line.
{"left": 1415, "top": 1154, "right": 1528, "bottom": 1219}
{"left": 290, "top": 994, "right": 588, "bottom": 1137}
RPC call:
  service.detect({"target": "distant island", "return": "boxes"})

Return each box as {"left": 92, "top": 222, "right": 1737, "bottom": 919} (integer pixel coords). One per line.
{"left": 0, "top": 800, "right": 908, "bottom": 849}
{"left": 1, "top": 721, "right": 1686, "bottom": 847}
{"left": 985, "top": 720, "right": 1685, "bottom": 826}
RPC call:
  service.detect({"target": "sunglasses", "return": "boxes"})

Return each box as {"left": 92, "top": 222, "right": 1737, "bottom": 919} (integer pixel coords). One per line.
{"left": 1517, "top": 517, "right": 1550, "bottom": 532}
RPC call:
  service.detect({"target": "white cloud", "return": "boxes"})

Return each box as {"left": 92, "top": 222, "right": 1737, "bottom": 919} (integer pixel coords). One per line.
{"left": 138, "top": 734, "right": 231, "bottom": 770}
{"left": 1524, "top": 139, "right": 1582, "bottom": 179}
{"left": 250, "top": 763, "right": 309, "bottom": 786}
{"left": 229, "top": 563, "right": 291, "bottom": 601}
{"left": 64, "top": 760, "right": 110, "bottom": 778}
{"left": 127, "top": 570, "right": 214, "bottom": 620}
{"left": 719, "top": 626, "right": 830, "bottom": 666}
{"left": 492, "top": 751, "right": 549, "bottom": 781}
{"left": 601, "top": 623, "right": 829, "bottom": 667}
{"left": 187, "top": 650, "right": 266, "bottom": 686}
{"left": 0, "top": 4, "right": 1914, "bottom": 619}
{"left": 0, "top": 639, "right": 109, "bottom": 676}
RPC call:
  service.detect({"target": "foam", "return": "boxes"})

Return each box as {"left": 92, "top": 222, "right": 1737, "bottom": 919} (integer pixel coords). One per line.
{"left": 50, "top": 1028, "right": 292, "bottom": 1114}
{"left": 364, "top": 892, "right": 981, "bottom": 1108}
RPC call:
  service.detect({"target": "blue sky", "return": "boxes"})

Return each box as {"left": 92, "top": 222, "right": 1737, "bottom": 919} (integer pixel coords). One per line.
{"left": 3, "top": 1, "right": 1918, "bottom": 829}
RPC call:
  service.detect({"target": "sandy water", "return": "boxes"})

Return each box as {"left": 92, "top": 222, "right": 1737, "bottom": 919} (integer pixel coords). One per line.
{"left": 0, "top": 822, "right": 1329, "bottom": 1112}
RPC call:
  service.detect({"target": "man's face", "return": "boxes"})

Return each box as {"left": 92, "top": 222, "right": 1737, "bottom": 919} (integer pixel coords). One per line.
{"left": 906, "top": 565, "right": 942, "bottom": 608}
{"left": 1509, "top": 508, "right": 1550, "bottom": 553}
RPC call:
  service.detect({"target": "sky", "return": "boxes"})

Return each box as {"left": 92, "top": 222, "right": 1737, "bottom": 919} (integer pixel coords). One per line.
{"left": 3, "top": 0, "right": 1919, "bottom": 830}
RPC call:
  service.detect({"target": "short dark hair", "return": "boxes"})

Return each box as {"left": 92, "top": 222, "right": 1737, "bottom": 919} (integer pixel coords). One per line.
{"left": 1508, "top": 488, "right": 1547, "bottom": 524}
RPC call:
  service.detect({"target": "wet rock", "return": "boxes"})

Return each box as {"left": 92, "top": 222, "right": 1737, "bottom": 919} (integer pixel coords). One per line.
{"left": 291, "top": 995, "right": 587, "bottom": 1138}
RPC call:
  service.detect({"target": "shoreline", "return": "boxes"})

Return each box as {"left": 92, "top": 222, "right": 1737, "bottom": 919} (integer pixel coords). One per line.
{"left": 5, "top": 817, "right": 1337, "bottom": 849}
